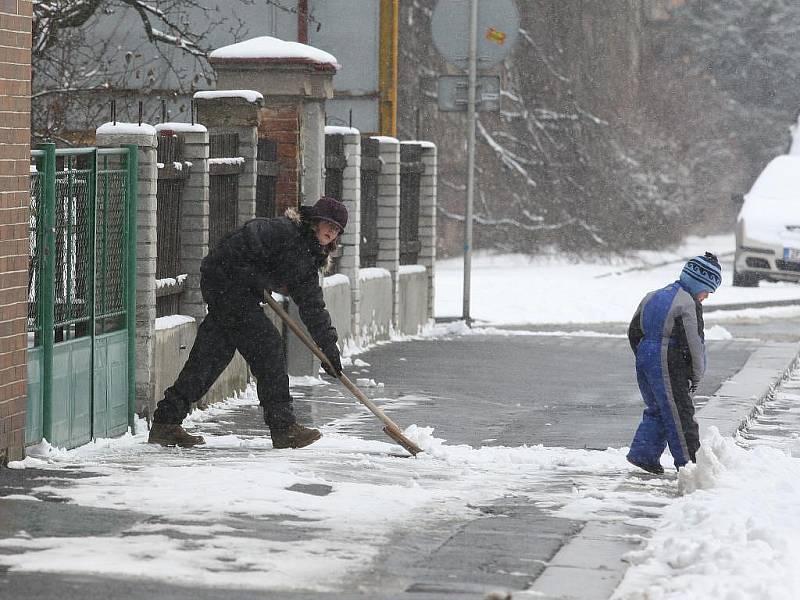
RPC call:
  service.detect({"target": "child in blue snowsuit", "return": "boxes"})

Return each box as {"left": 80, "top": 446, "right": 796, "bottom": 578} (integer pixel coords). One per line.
{"left": 627, "top": 252, "right": 722, "bottom": 474}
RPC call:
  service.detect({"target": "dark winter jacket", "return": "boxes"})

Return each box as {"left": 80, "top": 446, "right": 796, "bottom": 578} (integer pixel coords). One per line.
{"left": 200, "top": 207, "right": 337, "bottom": 349}
{"left": 627, "top": 281, "right": 706, "bottom": 385}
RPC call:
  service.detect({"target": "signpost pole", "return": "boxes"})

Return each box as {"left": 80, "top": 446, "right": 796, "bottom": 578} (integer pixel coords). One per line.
{"left": 462, "top": 0, "right": 478, "bottom": 325}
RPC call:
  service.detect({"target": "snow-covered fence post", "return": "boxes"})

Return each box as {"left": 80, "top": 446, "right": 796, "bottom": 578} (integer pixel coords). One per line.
{"left": 373, "top": 136, "right": 401, "bottom": 329}
{"left": 155, "top": 123, "right": 209, "bottom": 324}
{"left": 194, "top": 90, "right": 264, "bottom": 225}
{"left": 418, "top": 142, "right": 437, "bottom": 322}
{"left": 208, "top": 36, "right": 338, "bottom": 215}
{"left": 325, "top": 126, "right": 361, "bottom": 341}
{"left": 95, "top": 122, "right": 158, "bottom": 416}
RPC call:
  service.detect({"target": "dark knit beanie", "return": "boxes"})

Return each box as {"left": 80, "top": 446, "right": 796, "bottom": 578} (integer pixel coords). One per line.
{"left": 680, "top": 252, "right": 722, "bottom": 296}
{"left": 310, "top": 196, "right": 348, "bottom": 231}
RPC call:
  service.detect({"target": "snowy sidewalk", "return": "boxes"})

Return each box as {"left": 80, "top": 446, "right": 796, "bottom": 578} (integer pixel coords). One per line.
{"left": 1, "top": 331, "right": 794, "bottom": 598}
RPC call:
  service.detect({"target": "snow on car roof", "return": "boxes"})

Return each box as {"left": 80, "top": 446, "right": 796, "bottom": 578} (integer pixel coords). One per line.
{"left": 748, "top": 155, "right": 800, "bottom": 199}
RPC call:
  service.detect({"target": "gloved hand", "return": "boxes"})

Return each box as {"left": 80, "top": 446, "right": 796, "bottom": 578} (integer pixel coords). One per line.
{"left": 320, "top": 343, "right": 342, "bottom": 378}
{"left": 689, "top": 381, "right": 699, "bottom": 396}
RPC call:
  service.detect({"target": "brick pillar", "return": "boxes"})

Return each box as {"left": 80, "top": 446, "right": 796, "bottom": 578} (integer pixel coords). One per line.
{"left": 96, "top": 123, "right": 158, "bottom": 417}
{"left": 155, "top": 123, "right": 209, "bottom": 324}
{"left": 259, "top": 105, "right": 300, "bottom": 214}
{"left": 209, "top": 38, "right": 337, "bottom": 214}
{"left": 193, "top": 92, "right": 263, "bottom": 224}
{"left": 325, "top": 127, "right": 361, "bottom": 340}
{"left": 0, "top": 0, "right": 31, "bottom": 463}
{"left": 418, "top": 143, "right": 437, "bottom": 321}
{"left": 373, "top": 136, "right": 401, "bottom": 328}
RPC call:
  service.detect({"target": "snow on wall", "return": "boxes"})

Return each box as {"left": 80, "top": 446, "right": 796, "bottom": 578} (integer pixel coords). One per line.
{"left": 325, "top": 126, "right": 360, "bottom": 136}
{"left": 96, "top": 122, "right": 156, "bottom": 136}
{"left": 209, "top": 36, "right": 340, "bottom": 70}
{"left": 370, "top": 136, "right": 399, "bottom": 145}
{"left": 155, "top": 122, "right": 208, "bottom": 134}
{"left": 193, "top": 90, "right": 263, "bottom": 103}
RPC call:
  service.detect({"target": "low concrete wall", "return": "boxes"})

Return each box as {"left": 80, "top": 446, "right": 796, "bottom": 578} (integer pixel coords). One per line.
{"left": 324, "top": 274, "right": 352, "bottom": 345}
{"left": 359, "top": 267, "right": 393, "bottom": 343}
{"left": 153, "top": 316, "right": 249, "bottom": 416}
{"left": 398, "top": 265, "right": 429, "bottom": 335}
{"left": 283, "top": 275, "right": 351, "bottom": 377}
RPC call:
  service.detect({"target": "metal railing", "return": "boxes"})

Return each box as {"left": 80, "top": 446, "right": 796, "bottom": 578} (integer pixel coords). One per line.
{"left": 400, "top": 144, "right": 425, "bottom": 265}
{"left": 360, "top": 137, "right": 381, "bottom": 268}
{"left": 209, "top": 132, "right": 241, "bottom": 249}
{"left": 156, "top": 133, "right": 187, "bottom": 317}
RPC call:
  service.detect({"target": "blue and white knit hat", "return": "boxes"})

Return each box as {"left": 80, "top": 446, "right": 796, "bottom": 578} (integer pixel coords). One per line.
{"left": 680, "top": 252, "right": 722, "bottom": 296}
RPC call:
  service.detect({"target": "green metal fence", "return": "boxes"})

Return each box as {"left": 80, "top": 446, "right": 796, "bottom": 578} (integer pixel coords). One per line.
{"left": 27, "top": 143, "right": 137, "bottom": 449}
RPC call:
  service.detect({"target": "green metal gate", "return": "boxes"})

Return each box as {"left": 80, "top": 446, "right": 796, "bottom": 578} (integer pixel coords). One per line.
{"left": 27, "top": 143, "right": 137, "bottom": 449}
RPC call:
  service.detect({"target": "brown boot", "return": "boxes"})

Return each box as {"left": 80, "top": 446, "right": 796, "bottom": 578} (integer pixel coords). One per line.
{"left": 271, "top": 424, "right": 322, "bottom": 449}
{"left": 148, "top": 423, "right": 205, "bottom": 448}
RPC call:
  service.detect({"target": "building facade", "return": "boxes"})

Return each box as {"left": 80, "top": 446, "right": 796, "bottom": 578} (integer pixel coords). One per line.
{"left": 0, "top": 0, "right": 32, "bottom": 464}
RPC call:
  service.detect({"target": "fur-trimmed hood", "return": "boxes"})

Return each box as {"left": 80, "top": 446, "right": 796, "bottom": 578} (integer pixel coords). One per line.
{"left": 285, "top": 206, "right": 335, "bottom": 273}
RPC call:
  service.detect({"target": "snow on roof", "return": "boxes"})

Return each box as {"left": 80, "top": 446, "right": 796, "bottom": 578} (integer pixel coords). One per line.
{"left": 325, "top": 126, "right": 360, "bottom": 136}
{"left": 96, "top": 122, "right": 156, "bottom": 136}
{"left": 193, "top": 90, "right": 263, "bottom": 103}
{"left": 400, "top": 140, "right": 436, "bottom": 149}
{"left": 370, "top": 135, "right": 399, "bottom": 145}
{"left": 155, "top": 122, "right": 208, "bottom": 134}
{"left": 747, "top": 155, "right": 800, "bottom": 199}
{"left": 209, "top": 36, "right": 340, "bottom": 70}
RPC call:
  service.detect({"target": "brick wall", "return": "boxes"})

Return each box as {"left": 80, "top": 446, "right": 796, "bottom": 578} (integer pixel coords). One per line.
{"left": 0, "top": 0, "right": 32, "bottom": 464}
{"left": 258, "top": 104, "right": 299, "bottom": 214}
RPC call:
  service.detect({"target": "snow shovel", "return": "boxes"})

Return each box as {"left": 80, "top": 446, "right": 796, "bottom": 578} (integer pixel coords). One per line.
{"left": 263, "top": 293, "right": 423, "bottom": 457}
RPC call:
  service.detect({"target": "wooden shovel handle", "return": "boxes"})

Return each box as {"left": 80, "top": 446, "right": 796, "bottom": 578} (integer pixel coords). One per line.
{"left": 263, "top": 293, "right": 423, "bottom": 455}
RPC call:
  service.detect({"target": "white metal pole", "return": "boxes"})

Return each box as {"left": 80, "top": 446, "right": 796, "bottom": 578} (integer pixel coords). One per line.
{"left": 462, "top": 0, "right": 478, "bottom": 325}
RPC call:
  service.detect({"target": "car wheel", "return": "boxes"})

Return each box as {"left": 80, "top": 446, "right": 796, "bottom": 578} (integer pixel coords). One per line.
{"left": 733, "top": 268, "right": 759, "bottom": 287}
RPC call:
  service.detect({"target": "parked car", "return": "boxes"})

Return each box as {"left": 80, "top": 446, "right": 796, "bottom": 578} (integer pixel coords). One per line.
{"left": 734, "top": 155, "right": 800, "bottom": 286}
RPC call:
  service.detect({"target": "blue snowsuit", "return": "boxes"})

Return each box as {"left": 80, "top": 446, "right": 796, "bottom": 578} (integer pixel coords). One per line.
{"left": 627, "top": 281, "right": 705, "bottom": 469}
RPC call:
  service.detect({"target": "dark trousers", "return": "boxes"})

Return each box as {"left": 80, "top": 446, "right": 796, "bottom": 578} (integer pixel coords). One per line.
{"left": 152, "top": 288, "right": 294, "bottom": 430}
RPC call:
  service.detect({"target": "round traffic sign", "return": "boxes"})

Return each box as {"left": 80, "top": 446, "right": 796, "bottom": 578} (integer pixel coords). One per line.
{"left": 431, "top": 0, "right": 520, "bottom": 71}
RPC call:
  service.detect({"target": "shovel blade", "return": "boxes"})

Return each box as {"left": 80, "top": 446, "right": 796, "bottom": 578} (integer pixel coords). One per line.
{"left": 383, "top": 426, "right": 423, "bottom": 456}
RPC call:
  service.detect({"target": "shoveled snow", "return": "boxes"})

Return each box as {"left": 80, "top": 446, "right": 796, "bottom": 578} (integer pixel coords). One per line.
{"left": 613, "top": 422, "right": 800, "bottom": 599}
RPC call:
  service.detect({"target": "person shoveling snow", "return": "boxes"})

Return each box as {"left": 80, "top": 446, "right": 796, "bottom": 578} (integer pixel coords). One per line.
{"left": 148, "top": 197, "right": 348, "bottom": 450}
{"left": 626, "top": 252, "right": 722, "bottom": 474}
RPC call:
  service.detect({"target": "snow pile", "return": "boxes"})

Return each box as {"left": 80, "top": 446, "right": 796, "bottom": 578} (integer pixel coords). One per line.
{"left": 613, "top": 428, "right": 800, "bottom": 599}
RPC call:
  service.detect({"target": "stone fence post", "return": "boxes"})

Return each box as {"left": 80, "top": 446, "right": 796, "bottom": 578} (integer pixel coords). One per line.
{"left": 95, "top": 122, "right": 158, "bottom": 416}
{"left": 325, "top": 126, "right": 361, "bottom": 341}
{"left": 418, "top": 142, "right": 437, "bottom": 322}
{"left": 372, "top": 136, "right": 401, "bottom": 329}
